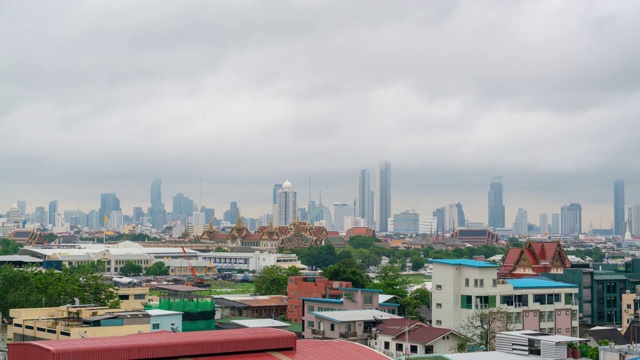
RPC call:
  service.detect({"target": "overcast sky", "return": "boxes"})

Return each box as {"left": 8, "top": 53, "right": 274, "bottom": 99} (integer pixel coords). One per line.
{"left": 2, "top": 1, "right": 640, "bottom": 228}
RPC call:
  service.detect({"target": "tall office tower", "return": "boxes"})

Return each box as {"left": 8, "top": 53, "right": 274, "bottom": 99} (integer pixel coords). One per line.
{"left": 433, "top": 207, "right": 445, "bottom": 234}
{"left": 100, "top": 193, "right": 121, "bottom": 226}
{"left": 631, "top": 204, "right": 640, "bottom": 236}
{"left": 16, "top": 201, "right": 26, "bottom": 216}
{"left": 444, "top": 204, "right": 458, "bottom": 232}
{"left": 455, "top": 202, "right": 466, "bottom": 228}
{"left": 34, "top": 206, "right": 47, "bottom": 225}
{"left": 614, "top": 179, "right": 625, "bottom": 236}
{"left": 561, "top": 203, "right": 582, "bottom": 235}
{"left": 357, "top": 169, "right": 374, "bottom": 227}
{"left": 333, "top": 203, "right": 354, "bottom": 232}
{"left": 149, "top": 178, "right": 167, "bottom": 231}
{"left": 628, "top": 207, "right": 633, "bottom": 235}
{"left": 512, "top": 208, "right": 528, "bottom": 235}
{"left": 272, "top": 183, "right": 283, "bottom": 224}
{"left": 377, "top": 161, "right": 391, "bottom": 233}
{"left": 540, "top": 213, "right": 549, "bottom": 235}
{"left": 551, "top": 213, "right": 560, "bottom": 234}
{"left": 8, "top": 204, "right": 23, "bottom": 228}
{"left": 172, "top": 193, "right": 195, "bottom": 220}
{"left": 88, "top": 210, "right": 100, "bottom": 230}
{"left": 48, "top": 200, "right": 58, "bottom": 226}
{"left": 488, "top": 176, "right": 505, "bottom": 229}
{"left": 109, "top": 211, "right": 124, "bottom": 230}
{"left": 132, "top": 207, "right": 145, "bottom": 224}
{"left": 200, "top": 206, "right": 215, "bottom": 224}
{"left": 298, "top": 208, "right": 308, "bottom": 222}
{"left": 277, "top": 181, "right": 297, "bottom": 225}
{"left": 223, "top": 202, "right": 239, "bottom": 223}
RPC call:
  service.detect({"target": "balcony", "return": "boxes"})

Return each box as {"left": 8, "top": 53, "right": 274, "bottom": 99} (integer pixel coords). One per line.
{"left": 311, "top": 329, "right": 325, "bottom": 336}
{"left": 340, "top": 331, "right": 358, "bottom": 338}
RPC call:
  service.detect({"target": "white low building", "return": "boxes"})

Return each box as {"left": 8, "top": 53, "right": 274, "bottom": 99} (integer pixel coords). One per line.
{"left": 199, "top": 251, "right": 304, "bottom": 272}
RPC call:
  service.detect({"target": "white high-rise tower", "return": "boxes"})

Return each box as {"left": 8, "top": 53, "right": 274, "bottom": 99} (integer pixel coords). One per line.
{"left": 277, "top": 180, "right": 297, "bottom": 225}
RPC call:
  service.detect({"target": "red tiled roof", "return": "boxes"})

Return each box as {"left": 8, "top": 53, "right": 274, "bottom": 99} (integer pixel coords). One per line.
{"left": 376, "top": 319, "right": 452, "bottom": 345}
{"left": 234, "top": 296, "right": 288, "bottom": 307}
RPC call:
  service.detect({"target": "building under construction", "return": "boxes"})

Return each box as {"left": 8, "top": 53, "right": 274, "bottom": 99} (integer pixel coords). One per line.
{"left": 145, "top": 284, "right": 215, "bottom": 332}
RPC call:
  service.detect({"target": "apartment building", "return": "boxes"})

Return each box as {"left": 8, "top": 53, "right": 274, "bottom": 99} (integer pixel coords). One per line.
{"left": 431, "top": 259, "right": 580, "bottom": 337}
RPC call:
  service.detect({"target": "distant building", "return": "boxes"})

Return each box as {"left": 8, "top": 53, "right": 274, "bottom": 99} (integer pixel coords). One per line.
{"left": 172, "top": 193, "right": 195, "bottom": 221}
{"left": 451, "top": 229, "right": 498, "bottom": 246}
{"left": 513, "top": 208, "right": 528, "bottom": 235}
{"left": 333, "top": 203, "right": 354, "bottom": 232}
{"left": 393, "top": 210, "right": 419, "bottom": 234}
{"left": 540, "top": 213, "right": 549, "bottom": 235}
{"left": 277, "top": 181, "right": 297, "bottom": 226}
{"left": 100, "top": 193, "right": 121, "bottom": 227}
{"left": 377, "top": 161, "right": 391, "bottom": 233}
{"left": 614, "top": 179, "right": 625, "bottom": 236}
{"left": 357, "top": 169, "right": 375, "bottom": 227}
{"left": 16, "top": 200, "right": 26, "bottom": 216}
{"left": 488, "top": 176, "right": 505, "bottom": 229}
{"left": 34, "top": 206, "right": 47, "bottom": 225}
{"left": 48, "top": 200, "right": 58, "bottom": 226}
{"left": 456, "top": 202, "right": 466, "bottom": 228}
{"left": 632, "top": 203, "right": 640, "bottom": 236}
{"left": 432, "top": 207, "right": 445, "bottom": 234}
{"left": 149, "top": 178, "right": 167, "bottom": 231}
{"left": 499, "top": 239, "right": 571, "bottom": 278}
{"left": 551, "top": 213, "right": 560, "bottom": 234}
{"left": 561, "top": 203, "right": 582, "bottom": 235}
{"left": 345, "top": 227, "right": 376, "bottom": 239}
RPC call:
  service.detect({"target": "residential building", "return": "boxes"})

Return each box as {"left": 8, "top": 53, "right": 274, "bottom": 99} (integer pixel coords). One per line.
{"left": 304, "top": 308, "right": 400, "bottom": 343}
{"left": 377, "top": 161, "right": 391, "bottom": 233}
{"left": 220, "top": 295, "right": 287, "bottom": 319}
{"left": 551, "top": 213, "right": 560, "bottom": 234}
{"left": 149, "top": 178, "right": 167, "bottom": 231}
{"left": 277, "top": 181, "right": 297, "bottom": 226}
{"left": 430, "top": 259, "right": 579, "bottom": 336}
{"left": 499, "top": 239, "right": 572, "bottom": 278}
{"left": 333, "top": 203, "right": 354, "bottom": 232}
{"left": 561, "top": 203, "right": 582, "bottom": 235}
{"left": 117, "top": 287, "right": 151, "bottom": 311}
{"left": 286, "top": 276, "right": 352, "bottom": 323}
{"left": 513, "top": 208, "right": 528, "bottom": 235}
{"left": 615, "top": 179, "right": 625, "bottom": 236}
{"left": 147, "top": 310, "right": 183, "bottom": 332}
{"left": 540, "top": 213, "right": 549, "bottom": 235}
{"left": 369, "top": 318, "right": 465, "bottom": 357}
{"left": 488, "top": 176, "right": 505, "bottom": 229}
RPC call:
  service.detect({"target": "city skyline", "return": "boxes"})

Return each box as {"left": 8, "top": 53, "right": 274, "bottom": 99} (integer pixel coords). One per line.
{"left": 2, "top": 2, "right": 640, "bottom": 228}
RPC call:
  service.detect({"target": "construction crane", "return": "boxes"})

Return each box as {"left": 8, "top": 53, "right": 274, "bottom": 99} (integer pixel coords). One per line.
{"left": 180, "top": 246, "right": 208, "bottom": 287}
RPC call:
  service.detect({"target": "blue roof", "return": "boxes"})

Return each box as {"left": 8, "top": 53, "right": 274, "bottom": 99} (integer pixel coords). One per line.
{"left": 339, "top": 287, "right": 383, "bottom": 293}
{"left": 301, "top": 297, "right": 343, "bottom": 304}
{"left": 429, "top": 259, "right": 497, "bottom": 268}
{"left": 507, "top": 278, "right": 577, "bottom": 289}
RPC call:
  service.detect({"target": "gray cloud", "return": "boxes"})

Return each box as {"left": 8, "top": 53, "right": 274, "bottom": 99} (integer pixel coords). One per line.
{"left": 1, "top": 1, "right": 640, "bottom": 226}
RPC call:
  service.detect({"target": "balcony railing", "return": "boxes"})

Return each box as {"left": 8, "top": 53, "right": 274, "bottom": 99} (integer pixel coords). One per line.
{"left": 311, "top": 329, "right": 325, "bottom": 336}
{"left": 340, "top": 331, "right": 357, "bottom": 338}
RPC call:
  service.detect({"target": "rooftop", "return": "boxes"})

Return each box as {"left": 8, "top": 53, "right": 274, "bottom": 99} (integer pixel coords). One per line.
{"left": 231, "top": 319, "right": 291, "bottom": 328}
{"left": 430, "top": 259, "right": 497, "bottom": 268}
{"left": 301, "top": 298, "right": 343, "bottom": 304}
{"left": 310, "top": 309, "right": 401, "bottom": 323}
{"left": 507, "top": 278, "right": 577, "bottom": 289}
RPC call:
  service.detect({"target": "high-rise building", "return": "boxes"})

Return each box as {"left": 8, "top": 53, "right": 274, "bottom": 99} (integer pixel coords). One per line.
{"left": 273, "top": 184, "right": 283, "bottom": 205}
{"left": 88, "top": 210, "right": 100, "bottom": 230}
{"left": 540, "top": 213, "right": 549, "bottom": 235}
{"left": 455, "top": 202, "right": 466, "bottom": 228}
{"left": 357, "top": 169, "right": 374, "bottom": 227}
{"left": 444, "top": 204, "right": 458, "bottom": 232}
{"left": 172, "top": 193, "right": 195, "bottom": 220}
{"left": 631, "top": 204, "right": 640, "bottom": 236}
{"left": 48, "top": 200, "right": 58, "bottom": 226}
{"left": 34, "top": 206, "right": 47, "bottom": 225}
{"left": 393, "top": 210, "right": 420, "bottom": 234}
{"left": 614, "top": 179, "right": 625, "bottom": 236}
{"left": 561, "top": 203, "right": 582, "bottom": 235}
{"left": 551, "top": 213, "right": 560, "bottom": 234}
{"left": 149, "top": 178, "right": 166, "bottom": 231}
{"left": 16, "top": 201, "right": 26, "bottom": 216}
{"left": 8, "top": 204, "right": 22, "bottom": 228}
{"left": 512, "top": 208, "right": 528, "bottom": 235}
{"left": 488, "top": 176, "right": 505, "bottom": 229}
{"left": 100, "top": 193, "right": 121, "bottom": 227}
{"left": 433, "top": 207, "right": 445, "bottom": 234}
{"left": 333, "top": 203, "right": 354, "bottom": 232}
{"left": 109, "top": 211, "right": 124, "bottom": 230}
{"left": 376, "top": 161, "right": 391, "bottom": 233}
{"left": 277, "top": 181, "right": 297, "bottom": 225}
{"left": 132, "top": 207, "right": 145, "bottom": 224}
{"left": 223, "top": 202, "right": 239, "bottom": 224}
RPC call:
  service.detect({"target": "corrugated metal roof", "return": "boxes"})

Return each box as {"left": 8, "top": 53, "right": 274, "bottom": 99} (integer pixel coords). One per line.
{"left": 231, "top": 319, "right": 290, "bottom": 328}
{"left": 430, "top": 259, "right": 497, "bottom": 268}
{"left": 507, "top": 278, "right": 577, "bottom": 289}
{"left": 8, "top": 328, "right": 296, "bottom": 360}
{"left": 0, "top": 255, "right": 42, "bottom": 262}
{"left": 310, "top": 309, "right": 401, "bottom": 323}
{"left": 150, "top": 284, "right": 207, "bottom": 292}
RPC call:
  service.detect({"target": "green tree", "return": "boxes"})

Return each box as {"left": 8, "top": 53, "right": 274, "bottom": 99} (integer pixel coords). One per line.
{"left": 0, "top": 238, "right": 23, "bottom": 255}
{"left": 410, "top": 288, "right": 431, "bottom": 307}
{"left": 399, "top": 296, "right": 424, "bottom": 322}
{"left": 322, "top": 259, "right": 371, "bottom": 288}
{"left": 145, "top": 262, "right": 170, "bottom": 276}
{"left": 348, "top": 235, "right": 380, "bottom": 249}
{"left": 410, "top": 256, "right": 426, "bottom": 271}
{"left": 254, "top": 265, "right": 301, "bottom": 295}
{"left": 458, "top": 307, "right": 513, "bottom": 351}
{"left": 214, "top": 247, "right": 229, "bottom": 252}
{"left": 120, "top": 261, "right": 143, "bottom": 276}
{"left": 375, "top": 264, "right": 408, "bottom": 298}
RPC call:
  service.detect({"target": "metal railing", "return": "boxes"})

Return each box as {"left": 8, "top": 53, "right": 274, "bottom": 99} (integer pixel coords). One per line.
{"left": 311, "top": 329, "right": 325, "bottom": 336}
{"left": 340, "top": 331, "right": 357, "bottom": 338}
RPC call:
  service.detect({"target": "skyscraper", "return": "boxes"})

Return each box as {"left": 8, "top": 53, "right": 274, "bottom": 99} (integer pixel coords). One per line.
{"left": 277, "top": 180, "right": 297, "bottom": 225}
{"left": 34, "top": 206, "right": 47, "bottom": 225}
{"left": 149, "top": 178, "right": 166, "bottom": 231}
{"left": 272, "top": 183, "right": 283, "bottom": 225}
{"left": 561, "top": 203, "right": 582, "bottom": 235}
{"left": 433, "top": 207, "right": 445, "bottom": 234}
{"left": 488, "top": 176, "right": 505, "bottom": 229}
{"left": 16, "top": 200, "right": 26, "bottom": 216}
{"left": 223, "top": 202, "right": 239, "bottom": 223}
{"left": 132, "top": 207, "right": 145, "bottom": 224}
{"left": 513, "top": 208, "right": 528, "bottom": 235}
{"left": 357, "top": 169, "right": 374, "bottom": 227}
{"left": 631, "top": 203, "right": 640, "bottom": 236}
{"left": 48, "top": 200, "right": 58, "bottom": 226}
{"left": 333, "top": 203, "right": 354, "bottom": 232}
{"left": 455, "top": 202, "right": 466, "bottom": 228}
{"left": 551, "top": 213, "right": 560, "bottom": 234}
{"left": 540, "top": 213, "right": 549, "bottom": 235}
{"left": 377, "top": 161, "right": 391, "bottom": 233}
{"left": 614, "top": 179, "right": 625, "bottom": 236}
{"left": 172, "top": 193, "right": 195, "bottom": 220}
{"left": 100, "top": 193, "right": 121, "bottom": 226}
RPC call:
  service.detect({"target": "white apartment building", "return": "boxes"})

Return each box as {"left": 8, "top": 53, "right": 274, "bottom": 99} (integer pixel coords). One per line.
{"left": 430, "top": 259, "right": 580, "bottom": 337}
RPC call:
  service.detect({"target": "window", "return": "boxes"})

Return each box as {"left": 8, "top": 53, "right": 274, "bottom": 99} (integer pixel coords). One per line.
{"left": 436, "top": 320, "right": 442, "bottom": 325}
{"left": 525, "top": 312, "right": 530, "bottom": 317}
{"left": 501, "top": 295, "right": 514, "bottom": 306}
{"left": 344, "top": 292, "right": 354, "bottom": 301}
{"left": 479, "top": 279, "right": 484, "bottom": 288}
{"left": 425, "top": 345, "right": 434, "bottom": 354}
{"left": 628, "top": 304, "right": 633, "bottom": 310}
{"left": 410, "top": 345, "right": 418, "bottom": 354}
{"left": 330, "top": 324, "right": 335, "bottom": 331}
{"left": 557, "top": 328, "right": 562, "bottom": 333}
{"left": 436, "top": 303, "right": 442, "bottom": 309}
{"left": 134, "top": 294, "right": 146, "bottom": 300}
{"left": 465, "top": 278, "right": 470, "bottom": 287}
{"left": 363, "top": 294, "right": 373, "bottom": 305}
{"left": 396, "top": 343, "right": 404, "bottom": 352}
{"left": 493, "top": 279, "right": 497, "bottom": 287}
{"left": 308, "top": 305, "right": 315, "bottom": 312}
{"left": 474, "top": 279, "right": 478, "bottom": 287}
{"left": 384, "top": 342, "right": 390, "bottom": 350}
{"left": 152, "top": 323, "right": 160, "bottom": 330}
{"left": 566, "top": 328, "right": 571, "bottom": 333}
{"left": 308, "top": 321, "right": 314, "bottom": 328}
{"left": 436, "top": 285, "right": 442, "bottom": 290}
{"left": 461, "top": 295, "right": 473, "bottom": 309}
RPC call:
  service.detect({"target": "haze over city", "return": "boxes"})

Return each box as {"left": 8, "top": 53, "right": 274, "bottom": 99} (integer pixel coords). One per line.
{"left": 2, "top": 1, "right": 640, "bottom": 226}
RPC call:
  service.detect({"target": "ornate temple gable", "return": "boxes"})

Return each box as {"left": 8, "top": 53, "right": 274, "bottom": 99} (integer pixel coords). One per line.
{"left": 524, "top": 238, "right": 542, "bottom": 265}
{"left": 551, "top": 239, "right": 571, "bottom": 268}
{"left": 200, "top": 220, "right": 218, "bottom": 241}
{"left": 226, "top": 211, "right": 250, "bottom": 240}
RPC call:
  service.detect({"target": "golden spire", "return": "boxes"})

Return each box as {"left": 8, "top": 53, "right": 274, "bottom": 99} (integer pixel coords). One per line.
{"left": 208, "top": 219, "right": 214, "bottom": 232}
{"left": 236, "top": 210, "right": 244, "bottom": 228}
{"left": 268, "top": 217, "right": 274, "bottom": 232}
